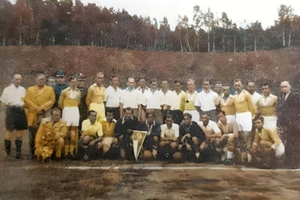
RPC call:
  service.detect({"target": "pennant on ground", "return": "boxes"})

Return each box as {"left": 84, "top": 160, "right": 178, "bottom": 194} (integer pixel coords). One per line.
{"left": 132, "top": 130, "right": 147, "bottom": 160}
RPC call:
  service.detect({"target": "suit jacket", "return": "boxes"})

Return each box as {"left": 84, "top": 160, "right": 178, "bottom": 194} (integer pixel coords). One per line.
{"left": 277, "top": 91, "right": 300, "bottom": 129}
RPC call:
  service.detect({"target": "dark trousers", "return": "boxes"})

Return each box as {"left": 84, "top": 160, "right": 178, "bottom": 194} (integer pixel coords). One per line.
{"left": 284, "top": 126, "right": 300, "bottom": 169}
{"left": 170, "top": 110, "right": 183, "bottom": 125}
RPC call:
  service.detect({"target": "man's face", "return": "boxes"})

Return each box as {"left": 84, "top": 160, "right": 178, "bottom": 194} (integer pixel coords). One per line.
{"left": 69, "top": 78, "right": 78, "bottom": 89}
{"left": 56, "top": 76, "right": 65, "bottom": 85}
{"left": 147, "top": 114, "right": 154, "bottom": 124}
{"left": 77, "top": 79, "right": 86, "bottom": 88}
{"left": 254, "top": 119, "right": 263, "bottom": 130}
{"left": 150, "top": 81, "right": 158, "bottom": 91}
{"left": 106, "top": 112, "right": 114, "bottom": 122}
{"left": 139, "top": 79, "right": 146, "bottom": 88}
{"left": 47, "top": 78, "right": 56, "bottom": 87}
{"left": 36, "top": 75, "right": 46, "bottom": 87}
{"left": 202, "top": 81, "right": 210, "bottom": 91}
{"left": 124, "top": 109, "right": 133, "bottom": 120}
{"left": 127, "top": 78, "right": 135, "bottom": 88}
{"left": 247, "top": 82, "right": 255, "bottom": 94}
{"left": 214, "top": 84, "right": 223, "bottom": 94}
{"left": 183, "top": 115, "right": 191, "bottom": 125}
{"left": 201, "top": 114, "right": 209, "bottom": 126}
{"left": 95, "top": 73, "right": 104, "bottom": 85}
{"left": 51, "top": 110, "right": 61, "bottom": 122}
{"left": 165, "top": 117, "right": 173, "bottom": 127}
{"left": 13, "top": 74, "right": 22, "bottom": 87}
{"left": 187, "top": 80, "right": 195, "bottom": 92}
{"left": 89, "top": 112, "right": 97, "bottom": 124}
{"left": 223, "top": 86, "right": 230, "bottom": 96}
{"left": 111, "top": 77, "right": 119, "bottom": 87}
{"left": 234, "top": 81, "right": 242, "bottom": 92}
{"left": 280, "top": 81, "right": 291, "bottom": 94}
{"left": 174, "top": 82, "right": 182, "bottom": 92}
{"left": 262, "top": 85, "right": 271, "bottom": 97}
{"left": 161, "top": 81, "right": 169, "bottom": 90}
{"left": 217, "top": 112, "right": 227, "bottom": 125}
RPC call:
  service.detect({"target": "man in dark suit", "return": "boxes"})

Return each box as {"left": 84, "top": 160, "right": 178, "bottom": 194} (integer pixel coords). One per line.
{"left": 277, "top": 81, "right": 300, "bottom": 169}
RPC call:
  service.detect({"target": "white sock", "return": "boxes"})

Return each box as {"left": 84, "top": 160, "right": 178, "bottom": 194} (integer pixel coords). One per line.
{"left": 227, "top": 151, "right": 233, "bottom": 159}
{"left": 247, "top": 153, "right": 252, "bottom": 162}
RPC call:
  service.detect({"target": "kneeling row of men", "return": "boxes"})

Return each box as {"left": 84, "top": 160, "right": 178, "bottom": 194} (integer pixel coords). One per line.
{"left": 35, "top": 106, "right": 285, "bottom": 168}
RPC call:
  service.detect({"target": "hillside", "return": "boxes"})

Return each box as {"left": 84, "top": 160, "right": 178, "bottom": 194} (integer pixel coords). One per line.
{"left": 0, "top": 46, "right": 299, "bottom": 90}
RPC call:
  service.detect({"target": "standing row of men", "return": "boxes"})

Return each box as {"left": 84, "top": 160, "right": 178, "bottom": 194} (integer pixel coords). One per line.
{"left": 1, "top": 72, "right": 299, "bottom": 168}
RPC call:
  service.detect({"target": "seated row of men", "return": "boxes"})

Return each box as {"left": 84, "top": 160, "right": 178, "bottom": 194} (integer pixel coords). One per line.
{"left": 35, "top": 107, "right": 284, "bottom": 168}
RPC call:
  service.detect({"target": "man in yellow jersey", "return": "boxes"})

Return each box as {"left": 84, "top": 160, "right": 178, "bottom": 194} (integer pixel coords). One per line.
{"left": 184, "top": 79, "right": 199, "bottom": 122}
{"left": 100, "top": 109, "right": 117, "bottom": 158}
{"left": 256, "top": 82, "right": 278, "bottom": 131}
{"left": 218, "top": 84, "right": 236, "bottom": 124}
{"left": 79, "top": 110, "right": 103, "bottom": 161}
{"left": 250, "top": 116, "right": 284, "bottom": 168}
{"left": 233, "top": 79, "right": 255, "bottom": 164}
{"left": 86, "top": 72, "right": 106, "bottom": 122}
{"left": 24, "top": 73, "right": 55, "bottom": 159}
{"left": 58, "top": 76, "right": 81, "bottom": 159}
{"left": 170, "top": 80, "right": 186, "bottom": 125}
{"left": 34, "top": 108, "right": 67, "bottom": 162}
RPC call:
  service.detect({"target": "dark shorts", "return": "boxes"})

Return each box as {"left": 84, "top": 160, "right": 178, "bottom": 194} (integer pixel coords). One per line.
{"left": 5, "top": 106, "right": 28, "bottom": 131}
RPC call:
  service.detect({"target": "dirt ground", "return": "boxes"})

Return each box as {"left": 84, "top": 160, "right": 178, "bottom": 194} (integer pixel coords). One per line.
{"left": 1, "top": 109, "right": 300, "bottom": 200}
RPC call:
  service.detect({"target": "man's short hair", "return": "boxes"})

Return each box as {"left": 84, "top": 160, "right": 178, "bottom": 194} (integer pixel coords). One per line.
{"left": 146, "top": 110, "right": 155, "bottom": 118}
{"left": 88, "top": 110, "right": 97, "bottom": 116}
{"left": 106, "top": 109, "right": 114, "bottom": 115}
{"left": 217, "top": 110, "right": 226, "bottom": 116}
{"left": 183, "top": 113, "right": 192, "bottom": 119}
{"left": 202, "top": 79, "right": 211, "bottom": 84}
{"left": 234, "top": 78, "right": 243, "bottom": 84}
{"left": 51, "top": 108, "right": 61, "bottom": 115}
{"left": 253, "top": 115, "right": 264, "bottom": 122}
{"left": 165, "top": 115, "right": 173, "bottom": 120}
{"left": 261, "top": 82, "right": 271, "bottom": 88}
{"left": 150, "top": 78, "right": 158, "bottom": 84}
{"left": 109, "top": 75, "right": 118, "bottom": 81}
{"left": 174, "top": 80, "right": 183, "bottom": 85}
{"left": 125, "top": 107, "right": 133, "bottom": 113}
{"left": 68, "top": 76, "right": 77, "bottom": 82}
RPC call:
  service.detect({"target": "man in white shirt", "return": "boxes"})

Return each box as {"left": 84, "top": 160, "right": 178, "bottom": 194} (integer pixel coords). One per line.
{"left": 105, "top": 75, "right": 122, "bottom": 120}
{"left": 142, "top": 78, "right": 164, "bottom": 124}
{"left": 195, "top": 80, "right": 219, "bottom": 122}
{"left": 160, "top": 80, "right": 173, "bottom": 123}
{"left": 0, "top": 74, "right": 28, "bottom": 159}
{"left": 136, "top": 77, "right": 149, "bottom": 123}
{"left": 198, "top": 112, "right": 222, "bottom": 163}
{"left": 120, "top": 77, "right": 140, "bottom": 118}
{"left": 159, "top": 115, "right": 180, "bottom": 161}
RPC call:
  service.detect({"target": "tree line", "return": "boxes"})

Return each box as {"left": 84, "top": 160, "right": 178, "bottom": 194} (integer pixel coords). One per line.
{"left": 0, "top": 0, "right": 299, "bottom": 52}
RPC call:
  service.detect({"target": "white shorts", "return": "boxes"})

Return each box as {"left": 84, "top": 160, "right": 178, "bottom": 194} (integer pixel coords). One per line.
{"left": 263, "top": 116, "right": 277, "bottom": 130}
{"left": 184, "top": 110, "right": 199, "bottom": 122}
{"left": 226, "top": 115, "right": 236, "bottom": 124}
{"left": 102, "top": 137, "right": 113, "bottom": 147}
{"left": 236, "top": 112, "right": 252, "bottom": 131}
{"left": 62, "top": 107, "right": 80, "bottom": 126}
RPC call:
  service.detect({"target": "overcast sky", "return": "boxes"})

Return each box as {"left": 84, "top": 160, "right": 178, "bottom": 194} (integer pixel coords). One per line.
{"left": 81, "top": 0, "right": 300, "bottom": 30}
{"left": 9, "top": 0, "right": 300, "bottom": 30}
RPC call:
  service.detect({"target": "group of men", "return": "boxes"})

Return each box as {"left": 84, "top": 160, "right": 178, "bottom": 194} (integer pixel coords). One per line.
{"left": 1, "top": 71, "right": 299, "bottom": 169}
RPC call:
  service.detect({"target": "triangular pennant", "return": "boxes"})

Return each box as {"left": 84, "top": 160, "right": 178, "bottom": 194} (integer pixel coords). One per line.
{"left": 132, "top": 130, "right": 147, "bottom": 160}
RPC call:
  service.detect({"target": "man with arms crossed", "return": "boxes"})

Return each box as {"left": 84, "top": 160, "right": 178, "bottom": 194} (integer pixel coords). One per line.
{"left": 0, "top": 74, "right": 28, "bottom": 159}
